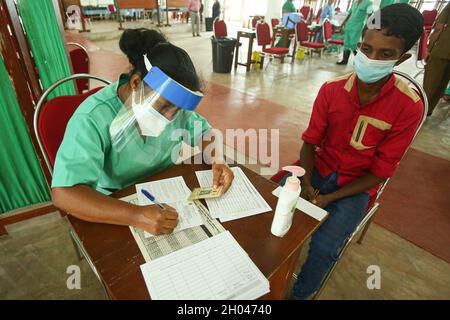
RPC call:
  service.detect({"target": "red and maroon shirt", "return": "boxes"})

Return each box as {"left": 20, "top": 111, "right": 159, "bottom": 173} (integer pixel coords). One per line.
{"left": 302, "top": 72, "right": 424, "bottom": 197}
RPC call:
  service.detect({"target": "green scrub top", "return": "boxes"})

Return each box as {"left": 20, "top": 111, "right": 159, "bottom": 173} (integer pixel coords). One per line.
{"left": 380, "top": 0, "right": 409, "bottom": 9}
{"left": 282, "top": 1, "right": 296, "bottom": 13}
{"left": 52, "top": 74, "right": 211, "bottom": 194}
{"left": 344, "top": 0, "right": 374, "bottom": 51}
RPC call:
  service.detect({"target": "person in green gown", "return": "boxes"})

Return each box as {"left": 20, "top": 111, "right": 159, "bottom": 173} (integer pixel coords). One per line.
{"left": 52, "top": 29, "right": 234, "bottom": 236}
{"left": 337, "top": 0, "right": 374, "bottom": 65}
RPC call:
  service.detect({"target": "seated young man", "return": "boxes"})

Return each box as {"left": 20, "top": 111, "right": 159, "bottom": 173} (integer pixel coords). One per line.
{"left": 291, "top": 4, "right": 424, "bottom": 299}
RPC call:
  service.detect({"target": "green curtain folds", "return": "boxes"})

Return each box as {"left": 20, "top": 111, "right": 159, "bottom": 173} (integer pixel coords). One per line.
{"left": 16, "top": 0, "right": 75, "bottom": 99}
{"left": 0, "top": 57, "right": 50, "bottom": 214}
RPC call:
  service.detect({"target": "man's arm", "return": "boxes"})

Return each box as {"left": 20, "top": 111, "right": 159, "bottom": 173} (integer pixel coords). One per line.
{"left": 314, "top": 173, "right": 384, "bottom": 208}
{"left": 427, "top": 23, "right": 445, "bottom": 56}
{"left": 299, "top": 142, "right": 317, "bottom": 200}
{"left": 427, "top": 4, "right": 448, "bottom": 58}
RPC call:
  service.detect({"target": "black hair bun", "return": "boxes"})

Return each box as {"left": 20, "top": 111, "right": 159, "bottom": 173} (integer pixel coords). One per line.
{"left": 119, "top": 28, "right": 167, "bottom": 66}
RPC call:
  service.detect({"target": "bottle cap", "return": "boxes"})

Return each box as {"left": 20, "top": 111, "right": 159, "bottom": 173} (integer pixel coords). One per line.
{"left": 282, "top": 166, "right": 305, "bottom": 192}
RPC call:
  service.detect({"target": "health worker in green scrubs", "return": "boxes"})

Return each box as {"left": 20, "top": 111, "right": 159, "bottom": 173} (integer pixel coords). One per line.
{"left": 51, "top": 29, "right": 234, "bottom": 236}
{"left": 337, "top": 0, "right": 374, "bottom": 65}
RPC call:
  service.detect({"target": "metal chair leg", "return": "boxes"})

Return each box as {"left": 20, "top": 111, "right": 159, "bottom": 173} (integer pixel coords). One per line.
{"left": 69, "top": 230, "right": 83, "bottom": 261}
{"left": 357, "top": 216, "right": 374, "bottom": 244}
{"left": 69, "top": 229, "right": 110, "bottom": 299}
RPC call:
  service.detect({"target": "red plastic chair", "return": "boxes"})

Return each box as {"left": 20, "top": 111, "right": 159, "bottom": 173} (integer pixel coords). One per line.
{"left": 299, "top": 6, "right": 311, "bottom": 20}
{"left": 271, "top": 18, "right": 280, "bottom": 28}
{"left": 66, "top": 42, "right": 90, "bottom": 94}
{"left": 33, "top": 74, "right": 111, "bottom": 297}
{"left": 293, "top": 21, "right": 326, "bottom": 60}
{"left": 314, "top": 8, "right": 322, "bottom": 23}
{"left": 213, "top": 19, "right": 227, "bottom": 38}
{"left": 34, "top": 74, "right": 111, "bottom": 174}
{"left": 422, "top": 9, "right": 437, "bottom": 32}
{"left": 251, "top": 16, "right": 264, "bottom": 29}
{"left": 272, "top": 70, "right": 429, "bottom": 299}
{"left": 256, "top": 22, "right": 289, "bottom": 68}
{"left": 324, "top": 19, "right": 344, "bottom": 52}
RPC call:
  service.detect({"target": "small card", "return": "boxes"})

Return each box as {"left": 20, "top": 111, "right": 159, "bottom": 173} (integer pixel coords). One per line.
{"left": 188, "top": 186, "right": 223, "bottom": 201}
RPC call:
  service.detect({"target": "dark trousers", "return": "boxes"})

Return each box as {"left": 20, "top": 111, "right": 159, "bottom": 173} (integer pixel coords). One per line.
{"left": 280, "top": 170, "right": 370, "bottom": 299}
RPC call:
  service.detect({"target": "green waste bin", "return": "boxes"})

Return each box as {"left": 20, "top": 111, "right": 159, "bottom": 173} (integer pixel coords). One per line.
{"left": 205, "top": 17, "right": 213, "bottom": 32}
{"left": 211, "top": 36, "right": 237, "bottom": 73}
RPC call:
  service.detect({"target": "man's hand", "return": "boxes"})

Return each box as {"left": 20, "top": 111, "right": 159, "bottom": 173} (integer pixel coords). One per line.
{"left": 311, "top": 193, "right": 334, "bottom": 208}
{"left": 300, "top": 184, "right": 316, "bottom": 201}
{"left": 135, "top": 204, "right": 179, "bottom": 236}
{"left": 212, "top": 163, "right": 234, "bottom": 193}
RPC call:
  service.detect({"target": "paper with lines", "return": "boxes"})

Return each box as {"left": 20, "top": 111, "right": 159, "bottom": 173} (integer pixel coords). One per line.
{"left": 140, "top": 231, "right": 270, "bottom": 300}
{"left": 135, "top": 177, "right": 203, "bottom": 237}
{"left": 195, "top": 167, "right": 272, "bottom": 222}
{"left": 122, "top": 194, "right": 225, "bottom": 262}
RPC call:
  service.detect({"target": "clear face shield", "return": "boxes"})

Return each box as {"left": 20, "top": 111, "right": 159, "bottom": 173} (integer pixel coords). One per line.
{"left": 110, "top": 54, "right": 203, "bottom": 152}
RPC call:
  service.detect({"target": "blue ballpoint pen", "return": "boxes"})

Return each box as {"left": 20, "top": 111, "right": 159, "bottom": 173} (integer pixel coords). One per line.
{"left": 141, "top": 189, "right": 165, "bottom": 209}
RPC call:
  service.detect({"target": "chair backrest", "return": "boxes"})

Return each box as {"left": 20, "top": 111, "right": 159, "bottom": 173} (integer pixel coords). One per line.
{"left": 370, "top": 70, "right": 428, "bottom": 204}
{"left": 256, "top": 22, "right": 272, "bottom": 46}
{"left": 300, "top": 6, "right": 310, "bottom": 20}
{"left": 252, "top": 16, "right": 261, "bottom": 28}
{"left": 271, "top": 18, "right": 280, "bottom": 29}
{"left": 214, "top": 19, "right": 227, "bottom": 38}
{"left": 323, "top": 19, "right": 333, "bottom": 41}
{"left": 314, "top": 8, "right": 322, "bottom": 22}
{"left": 108, "top": 4, "right": 115, "bottom": 13}
{"left": 417, "top": 30, "right": 429, "bottom": 62}
{"left": 422, "top": 9, "right": 437, "bottom": 26}
{"left": 34, "top": 74, "right": 111, "bottom": 174}
{"left": 66, "top": 42, "right": 90, "bottom": 94}
{"left": 295, "top": 21, "right": 309, "bottom": 43}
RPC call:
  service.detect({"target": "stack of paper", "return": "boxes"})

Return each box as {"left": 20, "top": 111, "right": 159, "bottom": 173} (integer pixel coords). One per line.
{"left": 195, "top": 167, "right": 272, "bottom": 222}
{"left": 135, "top": 177, "right": 204, "bottom": 237}
{"left": 140, "top": 231, "right": 270, "bottom": 300}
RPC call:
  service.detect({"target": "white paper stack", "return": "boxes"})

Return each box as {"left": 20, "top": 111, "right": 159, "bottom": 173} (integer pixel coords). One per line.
{"left": 195, "top": 167, "right": 272, "bottom": 222}
{"left": 140, "top": 231, "right": 270, "bottom": 300}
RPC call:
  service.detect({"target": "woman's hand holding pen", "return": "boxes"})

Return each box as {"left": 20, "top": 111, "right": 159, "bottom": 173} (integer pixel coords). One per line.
{"left": 134, "top": 204, "right": 179, "bottom": 236}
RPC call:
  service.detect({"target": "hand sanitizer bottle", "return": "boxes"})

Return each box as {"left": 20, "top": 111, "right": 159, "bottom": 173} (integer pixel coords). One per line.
{"left": 271, "top": 166, "right": 305, "bottom": 237}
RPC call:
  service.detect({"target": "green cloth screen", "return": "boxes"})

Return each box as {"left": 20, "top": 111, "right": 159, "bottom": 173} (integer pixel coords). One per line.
{"left": 16, "top": 0, "right": 76, "bottom": 98}
{"left": 0, "top": 58, "right": 50, "bottom": 214}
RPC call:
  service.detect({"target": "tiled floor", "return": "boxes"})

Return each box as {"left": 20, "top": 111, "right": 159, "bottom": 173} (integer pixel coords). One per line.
{"left": 1, "top": 19, "right": 449, "bottom": 300}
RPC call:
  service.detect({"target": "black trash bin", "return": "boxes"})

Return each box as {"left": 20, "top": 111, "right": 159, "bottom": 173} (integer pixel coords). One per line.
{"left": 205, "top": 17, "right": 213, "bottom": 32}
{"left": 211, "top": 36, "right": 237, "bottom": 73}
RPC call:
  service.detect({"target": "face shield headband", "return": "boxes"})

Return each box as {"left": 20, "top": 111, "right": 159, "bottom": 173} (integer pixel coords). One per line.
{"left": 142, "top": 54, "right": 203, "bottom": 111}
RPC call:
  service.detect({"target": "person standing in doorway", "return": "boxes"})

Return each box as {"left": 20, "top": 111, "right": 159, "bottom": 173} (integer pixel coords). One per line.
{"left": 337, "top": 0, "right": 374, "bottom": 65}
{"left": 212, "top": 0, "right": 221, "bottom": 21}
{"left": 423, "top": 3, "right": 450, "bottom": 116}
{"left": 189, "top": 0, "right": 201, "bottom": 37}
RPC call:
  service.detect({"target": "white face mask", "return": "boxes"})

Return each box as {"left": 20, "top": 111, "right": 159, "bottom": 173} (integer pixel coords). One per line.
{"left": 131, "top": 90, "right": 171, "bottom": 137}
{"left": 353, "top": 50, "right": 398, "bottom": 83}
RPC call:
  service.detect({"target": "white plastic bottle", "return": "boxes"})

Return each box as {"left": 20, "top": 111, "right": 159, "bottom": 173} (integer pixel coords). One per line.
{"left": 271, "top": 166, "right": 306, "bottom": 237}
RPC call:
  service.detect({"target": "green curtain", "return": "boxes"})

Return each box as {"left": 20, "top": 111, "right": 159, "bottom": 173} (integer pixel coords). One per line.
{"left": 16, "top": 0, "right": 75, "bottom": 99}
{"left": 0, "top": 58, "right": 50, "bottom": 214}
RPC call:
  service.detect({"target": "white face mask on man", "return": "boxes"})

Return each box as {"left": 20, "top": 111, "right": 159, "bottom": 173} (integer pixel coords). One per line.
{"left": 353, "top": 50, "right": 398, "bottom": 84}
